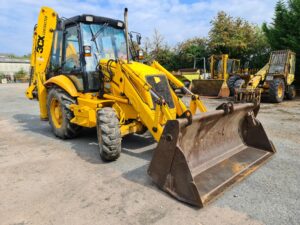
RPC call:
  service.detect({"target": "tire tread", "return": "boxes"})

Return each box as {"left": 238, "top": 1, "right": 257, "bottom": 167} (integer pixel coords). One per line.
{"left": 97, "top": 107, "right": 121, "bottom": 161}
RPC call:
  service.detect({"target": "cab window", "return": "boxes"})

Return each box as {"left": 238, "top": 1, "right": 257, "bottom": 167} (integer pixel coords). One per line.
{"left": 62, "top": 26, "right": 84, "bottom": 91}
{"left": 63, "top": 26, "right": 81, "bottom": 72}
{"left": 48, "top": 30, "right": 63, "bottom": 78}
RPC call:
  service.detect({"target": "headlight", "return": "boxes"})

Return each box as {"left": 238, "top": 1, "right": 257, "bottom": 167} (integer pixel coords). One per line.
{"left": 85, "top": 16, "right": 93, "bottom": 22}
{"left": 117, "top": 21, "right": 124, "bottom": 28}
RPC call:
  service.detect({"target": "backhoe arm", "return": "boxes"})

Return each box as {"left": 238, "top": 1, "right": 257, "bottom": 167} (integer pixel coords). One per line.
{"left": 26, "top": 25, "right": 38, "bottom": 99}
{"left": 25, "top": 7, "right": 57, "bottom": 119}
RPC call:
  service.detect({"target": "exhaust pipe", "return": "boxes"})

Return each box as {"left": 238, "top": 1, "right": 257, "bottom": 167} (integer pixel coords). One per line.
{"left": 124, "top": 8, "right": 130, "bottom": 64}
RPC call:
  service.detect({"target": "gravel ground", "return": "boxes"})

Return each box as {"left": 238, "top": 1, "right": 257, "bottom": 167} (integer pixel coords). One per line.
{"left": 0, "top": 83, "right": 299, "bottom": 225}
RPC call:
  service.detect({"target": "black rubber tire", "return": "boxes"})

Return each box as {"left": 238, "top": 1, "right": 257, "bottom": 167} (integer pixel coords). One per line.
{"left": 183, "top": 80, "right": 191, "bottom": 89}
{"left": 227, "top": 75, "right": 241, "bottom": 96}
{"left": 286, "top": 85, "right": 296, "bottom": 100}
{"left": 268, "top": 78, "right": 285, "bottom": 103}
{"left": 96, "top": 107, "right": 122, "bottom": 161}
{"left": 47, "top": 88, "right": 81, "bottom": 139}
{"left": 234, "top": 79, "right": 245, "bottom": 89}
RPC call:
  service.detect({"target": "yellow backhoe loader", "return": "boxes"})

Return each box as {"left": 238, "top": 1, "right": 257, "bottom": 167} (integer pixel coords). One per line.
{"left": 26, "top": 7, "right": 276, "bottom": 207}
{"left": 229, "top": 50, "right": 296, "bottom": 103}
{"left": 191, "top": 54, "right": 240, "bottom": 97}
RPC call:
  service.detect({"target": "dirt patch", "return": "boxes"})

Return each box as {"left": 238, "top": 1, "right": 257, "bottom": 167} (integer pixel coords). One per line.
{"left": 0, "top": 84, "right": 300, "bottom": 225}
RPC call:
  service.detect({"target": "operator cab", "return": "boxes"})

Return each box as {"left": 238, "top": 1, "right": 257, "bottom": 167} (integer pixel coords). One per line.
{"left": 49, "top": 15, "right": 136, "bottom": 92}
{"left": 215, "top": 58, "right": 240, "bottom": 77}
{"left": 268, "top": 50, "right": 296, "bottom": 75}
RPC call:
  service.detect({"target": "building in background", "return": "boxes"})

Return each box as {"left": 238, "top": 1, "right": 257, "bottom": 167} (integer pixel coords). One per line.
{"left": 0, "top": 55, "right": 30, "bottom": 80}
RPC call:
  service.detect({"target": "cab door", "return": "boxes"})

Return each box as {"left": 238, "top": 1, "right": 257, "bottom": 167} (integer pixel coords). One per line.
{"left": 62, "top": 25, "right": 84, "bottom": 91}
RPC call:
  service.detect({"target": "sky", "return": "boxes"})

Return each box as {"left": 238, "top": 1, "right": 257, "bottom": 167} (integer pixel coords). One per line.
{"left": 0, "top": 0, "right": 278, "bottom": 56}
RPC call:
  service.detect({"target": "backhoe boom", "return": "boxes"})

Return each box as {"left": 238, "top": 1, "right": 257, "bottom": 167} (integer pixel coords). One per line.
{"left": 26, "top": 7, "right": 57, "bottom": 119}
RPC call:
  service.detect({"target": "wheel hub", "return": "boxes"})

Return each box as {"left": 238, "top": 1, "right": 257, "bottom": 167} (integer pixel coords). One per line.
{"left": 50, "top": 98, "right": 63, "bottom": 128}
{"left": 278, "top": 83, "right": 284, "bottom": 98}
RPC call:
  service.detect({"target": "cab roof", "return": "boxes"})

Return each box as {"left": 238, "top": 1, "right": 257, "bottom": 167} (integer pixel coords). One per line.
{"left": 62, "top": 14, "right": 125, "bottom": 29}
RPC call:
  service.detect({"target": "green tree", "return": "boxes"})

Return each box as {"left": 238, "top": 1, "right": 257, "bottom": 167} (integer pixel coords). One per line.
{"left": 154, "top": 47, "right": 177, "bottom": 71}
{"left": 143, "top": 29, "right": 177, "bottom": 71}
{"left": 144, "top": 30, "right": 209, "bottom": 71}
{"left": 209, "top": 11, "right": 270, "bottom": 68}
{"left": 144, "top": 12, "right": 271, "bottom": 72}
{"left": 175, "top": 38, "right": 209, "bottom": 70}
{"left": 263, "top": 0, "right": 300, "bottom": 86}
{"left": 0, "top": 72, "right": 5, "bottom": 80}
{"left": 23, "top": 53, "right": 31, "bottom": 59}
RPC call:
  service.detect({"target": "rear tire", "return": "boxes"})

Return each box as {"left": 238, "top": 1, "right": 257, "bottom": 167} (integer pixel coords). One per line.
{"left": 47, "top": 88, "right": 81, "bottom": 139}
{"left": 286, "top": 85, "right": 296, "bottom": 100}
{"left": 227, "top": 75, "right": 241, "bottom": 96}
{"left": 269, "top": 78, "right": 285, "bottom": 103}
{"left": 96, "top": 107, "right": 122, "bottom": 161}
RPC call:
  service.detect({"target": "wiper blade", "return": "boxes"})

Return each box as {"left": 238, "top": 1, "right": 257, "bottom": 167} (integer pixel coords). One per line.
{"left": 91, "top": 23, "right": 109, "bottom": 42}
{"left": 88, "top": 25, "right": 100, "bottom": 54}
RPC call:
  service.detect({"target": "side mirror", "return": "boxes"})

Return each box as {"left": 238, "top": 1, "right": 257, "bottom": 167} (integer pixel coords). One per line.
{"left": 136, "top": 34, "right": 142, "bottom": 45}
{"left": 129, "top": 31, "right": 142, "bottom": 45}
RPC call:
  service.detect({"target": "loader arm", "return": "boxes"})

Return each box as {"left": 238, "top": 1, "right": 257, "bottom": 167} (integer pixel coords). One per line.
{"left": 151, "top": 60, "right": 207, "bottom": 113}
{"left": 246, "top": 63, "right": 269, "bottom": 89}
{"left": 234, "top": 63, "right": 269, "bottom": 103}
{"left": 99, "top": 59, "right": 207, "bottom": 141}
{"left": 115, "top": 61, "right": 172, "bottom": 141}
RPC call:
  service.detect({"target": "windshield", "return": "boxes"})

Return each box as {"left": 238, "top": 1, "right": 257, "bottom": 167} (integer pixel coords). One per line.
{"left": 216, "top": 59, "right": 222, "bottom": 74}
{"left": 227, "top": 59, "right": 233, "bottom": 74}
{"left": 227, "top": 59, "right": 239, "bottom": 74}
{"left": 81, "top": 23, "right": 128, "bottom": 72}
{"left": 269, "top": 52, "right": 287, "bottom": 74}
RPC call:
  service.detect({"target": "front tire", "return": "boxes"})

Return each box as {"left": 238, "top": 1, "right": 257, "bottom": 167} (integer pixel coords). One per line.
{"left": 227, "top": 75, "right": 241, "bottom": 96}
{"left": 47, "top": 88, "right": 81, "bottom": 139}
{"left": 96, "top": 107, "right": 122, "bottom": 161}
{"left": 269, "top": 78, "right": 285, "bottom": 103}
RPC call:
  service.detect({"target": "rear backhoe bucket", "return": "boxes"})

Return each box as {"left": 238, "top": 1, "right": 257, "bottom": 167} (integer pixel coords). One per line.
{"left": 191, "top": 79, "right": 229, "bottom": 97}
{"left": 148, "top": 103, "right": 275, "bottom": 207}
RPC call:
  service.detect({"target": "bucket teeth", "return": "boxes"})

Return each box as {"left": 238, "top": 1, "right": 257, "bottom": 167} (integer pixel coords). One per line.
{"left": 234, "top": 88, "right": 261, "bottom": 104}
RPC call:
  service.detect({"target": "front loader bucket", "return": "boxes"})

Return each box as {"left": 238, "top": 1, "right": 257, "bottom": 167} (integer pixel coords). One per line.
{"left": 148, "top": 103, "right": 275, "bottom": 207}
{"left": 191, "top": 79, "right": 230, "bottom": 97}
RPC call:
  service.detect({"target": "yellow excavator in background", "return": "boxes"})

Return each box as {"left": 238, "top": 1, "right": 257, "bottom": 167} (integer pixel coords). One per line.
{"left": 228, "top": 50, "right": 296, "bottom": 103}
{"left": 173, "top": 68, "right": 201, "bottom": 89}
{"left": 26, "top": 7, "right": 276, "bottom": 207}
{"left": 191, "top": 54, "right": 240, "bottom": 97}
